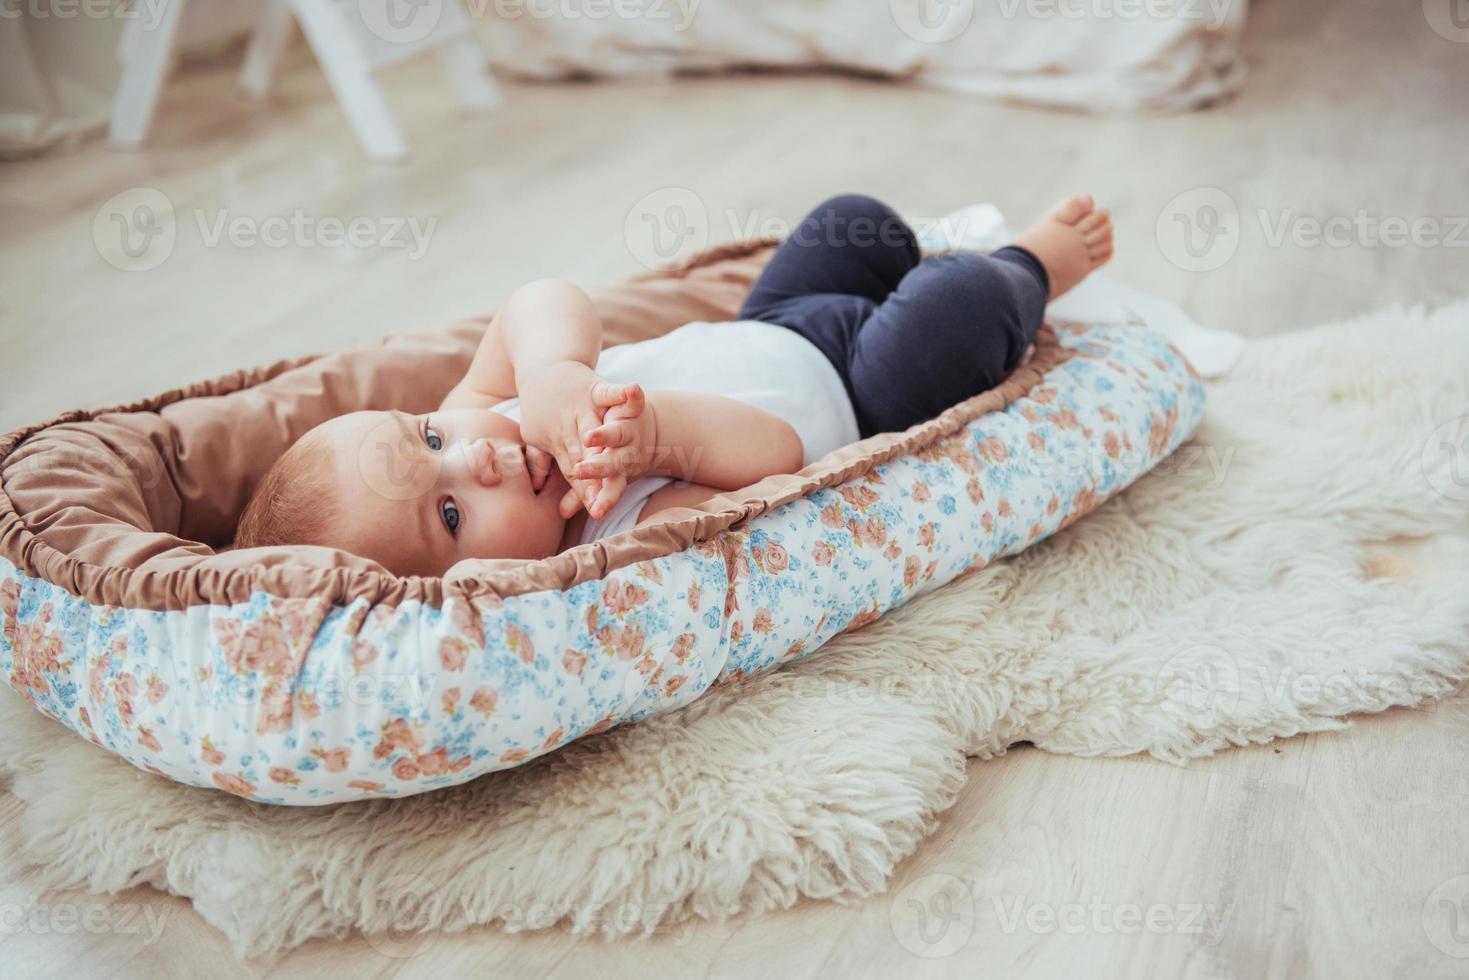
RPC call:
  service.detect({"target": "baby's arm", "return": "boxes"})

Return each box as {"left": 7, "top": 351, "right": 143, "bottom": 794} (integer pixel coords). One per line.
{"left": 440, "top": 278, "right": 603, "bottom": 408}
{"left": 443, "top": 279, "right": 638, "bottom": 517}
{"left": 576, "top": 390, "right": 805, "bottom": 493}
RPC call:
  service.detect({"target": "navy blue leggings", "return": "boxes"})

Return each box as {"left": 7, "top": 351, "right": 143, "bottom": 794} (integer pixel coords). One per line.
{"left": 739, "top": 194, "right": 1049, "bottom": 437}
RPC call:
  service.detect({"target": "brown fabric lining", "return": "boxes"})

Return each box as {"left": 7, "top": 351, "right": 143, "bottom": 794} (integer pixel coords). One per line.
{"left": 0, "top": 238, "right": 1065, "bottom": 612}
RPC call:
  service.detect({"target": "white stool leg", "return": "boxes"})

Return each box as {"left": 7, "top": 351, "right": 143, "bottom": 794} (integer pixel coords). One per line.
{"left": 289, "top": 0, "right": 409, "bottom": 162}
{"left": 108, "top": 0, "right": 186, "bottom": 147}
{"left": 239, "top": 0, "right": 295, "bottom": 101}
{"left": 436, "top": 35, "right": 501, "bottom": 111}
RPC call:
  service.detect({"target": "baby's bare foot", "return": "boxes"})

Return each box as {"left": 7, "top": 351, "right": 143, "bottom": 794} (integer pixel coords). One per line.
{"left": 1012, "top": 194, "right": 1114, "bottom": 300}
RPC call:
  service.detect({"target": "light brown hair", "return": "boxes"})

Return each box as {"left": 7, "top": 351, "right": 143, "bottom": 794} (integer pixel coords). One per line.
{"left": 233, "top": 429, "right": 341, "bottom": 550}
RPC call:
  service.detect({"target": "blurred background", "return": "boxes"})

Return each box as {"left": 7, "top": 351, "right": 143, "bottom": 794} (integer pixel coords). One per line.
{"left": 3, "top": 0, "right": 1465, "bottom": 436}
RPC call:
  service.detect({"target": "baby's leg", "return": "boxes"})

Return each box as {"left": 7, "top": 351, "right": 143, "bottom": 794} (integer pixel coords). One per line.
{"left": 739, "top": 195, "right": 922, "bottom": 397}
{"left": 844, "top": 248, "right": 1048, "bottom": 436}
{"left": 740, "top": 194, "right": 921, "bottom": 316}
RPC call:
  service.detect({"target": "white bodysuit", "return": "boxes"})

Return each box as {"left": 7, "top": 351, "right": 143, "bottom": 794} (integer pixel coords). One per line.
{"left": 490, "top": 320, "right": 860, "bottom": 544}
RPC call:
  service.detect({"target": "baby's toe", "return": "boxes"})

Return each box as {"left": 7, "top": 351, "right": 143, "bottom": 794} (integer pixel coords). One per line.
{"left": 1050, "top": 193, "right": 1095, "bottom": 226}
{"left": 1079, "top": 208, "right": 1111, "bottom": 236}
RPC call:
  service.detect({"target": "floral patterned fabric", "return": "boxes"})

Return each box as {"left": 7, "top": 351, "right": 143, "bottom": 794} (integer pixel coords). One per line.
{"left": 0, "top": 323, "right": 1203, "bottom": 805}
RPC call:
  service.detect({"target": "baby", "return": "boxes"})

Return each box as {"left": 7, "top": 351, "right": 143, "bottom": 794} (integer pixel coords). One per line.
{"left": 235, "top": 194, "right": 1113, "bottom": 576}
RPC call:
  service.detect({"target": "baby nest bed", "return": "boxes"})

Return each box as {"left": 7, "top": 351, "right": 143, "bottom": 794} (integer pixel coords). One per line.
{"left": 0, "top": 239, "right": 1205, "bottom": 805}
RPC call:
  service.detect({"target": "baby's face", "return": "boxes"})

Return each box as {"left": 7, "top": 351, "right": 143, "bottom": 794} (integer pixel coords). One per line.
{"left": 315, "top": 408, "right": 571, "bottom": 576}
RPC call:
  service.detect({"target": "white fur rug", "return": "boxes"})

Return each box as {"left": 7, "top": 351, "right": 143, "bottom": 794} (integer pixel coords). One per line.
{"left": 4, "top": 302, "right": 1468, "bottom": 960}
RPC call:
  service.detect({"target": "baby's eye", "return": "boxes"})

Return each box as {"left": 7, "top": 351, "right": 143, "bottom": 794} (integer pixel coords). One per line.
{"left": 440, "top": 498, "right": 460, "bottom": 536}
{"left": 424, "top": 425, "right": 444, "bottom": 452}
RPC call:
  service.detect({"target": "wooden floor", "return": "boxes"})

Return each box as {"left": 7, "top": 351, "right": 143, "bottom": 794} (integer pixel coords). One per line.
{"left": 3, "top": 1, "right": 1468, "bottom": 975}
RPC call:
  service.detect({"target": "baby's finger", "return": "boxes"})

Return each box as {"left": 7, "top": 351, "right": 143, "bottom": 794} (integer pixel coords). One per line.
{"left": 587, "top": 379, "right": 640, "bottom": 405}
{"left": 584, "top": 419, "right": 637, "bottom": 450}
{"left": 574, "top": 446, "right": 643, "bottom": 480}
{"left": 525, "top": 445, "right": 554, "bottom": 490}
{"left": 615, "top": 383, "right": 644, "bottom": 416}
{"left": 570, "top": 475, "right": 605, "bottom": 515}
{"left": 553, "top": 442, "right": 586, "bottom": 486}
{"left": 589, "top": 476, "right": 627, "bottom": 520}
{"left": 590, "top": 380, "right": 642, "bottom": 410}
{"left": 572, "top": 454, "right": 618, "bottom": 480}
{"left": 558, "top": 486, "right": 585, "bottom": 520}
{"left": 603, "top": 400, "right": 640, "bottom": 423}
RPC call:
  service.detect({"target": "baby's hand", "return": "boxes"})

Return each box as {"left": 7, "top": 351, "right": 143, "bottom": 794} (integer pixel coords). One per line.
{"left": 516, "top": 360, "right": 641, "bottom": 518}
{"left": 572, "top": 385, "right": 654, "bottom": 518}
